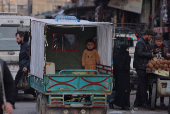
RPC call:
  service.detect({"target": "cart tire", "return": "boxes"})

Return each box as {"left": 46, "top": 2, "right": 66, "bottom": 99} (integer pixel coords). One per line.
{"left": 89, "top": 107, "right": 107, "bottom": 114}
{"left": 151, "top": 83, "right": 156, "bottom": 110}
{"left": 36, "top": 94, "right": 42, "bottom": 114}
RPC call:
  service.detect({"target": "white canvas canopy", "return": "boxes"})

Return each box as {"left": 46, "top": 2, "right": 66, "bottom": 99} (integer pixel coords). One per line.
{"left": 31, "top": 19, "right": 113, "bottom": 79}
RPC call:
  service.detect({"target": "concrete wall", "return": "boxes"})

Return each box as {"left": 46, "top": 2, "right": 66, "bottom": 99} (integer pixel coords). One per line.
{"left": 32, "top": 0, "right": 65, "bottom": 16}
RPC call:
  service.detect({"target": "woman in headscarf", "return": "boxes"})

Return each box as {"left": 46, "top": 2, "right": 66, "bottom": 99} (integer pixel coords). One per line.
{"left": 110, "top": 44, "right": 131, "bottom": 110}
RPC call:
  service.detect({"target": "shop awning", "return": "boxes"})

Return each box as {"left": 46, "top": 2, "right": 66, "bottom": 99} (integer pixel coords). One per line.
{"left": 108, "top": 0, "right": 143, "bottom": 14}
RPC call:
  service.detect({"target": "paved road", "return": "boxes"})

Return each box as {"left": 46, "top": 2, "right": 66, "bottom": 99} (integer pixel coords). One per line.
{"left": 13, "top": 93, "right": 169, "bottom": 114}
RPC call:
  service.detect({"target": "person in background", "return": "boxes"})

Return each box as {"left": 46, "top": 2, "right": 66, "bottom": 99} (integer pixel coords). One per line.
{"left": 133, "top": 29, "right": 159, "bottom": 109}
{"left": 14, "top": 31, "right": 30, "bottom": 108}
{"left": 82, "top": 39, "right": 100, "bottom": 74}
{"left": 0, "top": 59, "right": 14, "bottom": 114}
{"left": 151, "top": 35, "right": 169, "bottom": 107}
{"left": 110, "top": 44, "right": 131, "bottom": 110}
{"left": 165, "top": 41, "right": 170, "bottom": 58}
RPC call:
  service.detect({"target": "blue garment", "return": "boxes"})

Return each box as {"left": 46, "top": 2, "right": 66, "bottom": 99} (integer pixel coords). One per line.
{"left": 19, "top": 42, "right": 29, "bottom": 71}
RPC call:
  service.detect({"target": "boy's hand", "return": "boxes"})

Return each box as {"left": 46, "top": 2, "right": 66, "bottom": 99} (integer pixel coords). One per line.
{"left": 156, "top": 48, "right": 161, "bottom": 53}
{"left": 167, "top": 53, "right": 170, "bottom": 57}
{"left": 97, "top": 62, "right": 100, "bottom": 65}
{"left": 153, "top": 48, "right": 160, "bottom": 54}
{"left": 2, "top": 102, "right": 13, "bottom": 114}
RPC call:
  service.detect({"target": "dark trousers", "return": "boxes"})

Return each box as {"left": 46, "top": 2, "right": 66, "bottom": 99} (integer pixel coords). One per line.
{"left": 14, "top": 70, "right": 23, "bottom": 101}
{"left": 134, "top": 69, "right": 148, "bottom": 105}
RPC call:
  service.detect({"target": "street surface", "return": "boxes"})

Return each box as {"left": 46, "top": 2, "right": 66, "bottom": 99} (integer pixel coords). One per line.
{"left": 13, "top": 91, "right": 169, "bottom": 114}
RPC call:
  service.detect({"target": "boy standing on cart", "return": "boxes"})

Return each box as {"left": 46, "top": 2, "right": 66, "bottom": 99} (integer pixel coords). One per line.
{"left": 82, "top": 39, "right": 100, "bottom": 74}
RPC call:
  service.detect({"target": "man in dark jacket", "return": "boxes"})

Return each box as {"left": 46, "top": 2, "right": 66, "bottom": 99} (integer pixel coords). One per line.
{"left": 133, "top": 29, "right": 157, "bottom": 108}
{"left": 14, "top": 32, "right": 29, "bottom": 105}
{"left": 0, "top": 59, "right": 14, "bottom": 114}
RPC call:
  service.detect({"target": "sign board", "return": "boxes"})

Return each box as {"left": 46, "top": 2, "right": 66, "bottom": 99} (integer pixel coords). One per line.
{"left": 108, "top": 0, "right": 143, "bottom": 14}
{"left": 154, "top": 27, "right": 170, "bottom": 33}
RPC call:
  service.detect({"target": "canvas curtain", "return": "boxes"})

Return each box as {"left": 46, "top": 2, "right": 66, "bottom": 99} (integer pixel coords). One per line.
{"left": 30, "top": 21, "right": 45, "bottom": 79}
{"left": 97, "top": 25, "right": 113, "bottom": 66}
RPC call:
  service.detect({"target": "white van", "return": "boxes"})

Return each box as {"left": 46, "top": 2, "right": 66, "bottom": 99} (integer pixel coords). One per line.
{"left": 0, "top": 13, "right": 33, "bottom": 79}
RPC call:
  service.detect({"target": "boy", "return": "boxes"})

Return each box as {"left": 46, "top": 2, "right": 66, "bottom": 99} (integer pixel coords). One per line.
{"left": 153, "top": 35, "right": 168, "bottom": 59}
{"left": 82, "top": 39, "right": 100, "bottom": 74}
{"left": 152, "top": 35, "right": 168, "bottom": 107}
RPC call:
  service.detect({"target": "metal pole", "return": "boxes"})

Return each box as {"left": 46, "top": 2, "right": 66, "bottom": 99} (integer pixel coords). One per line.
{"left": 160, "top": 0, "right": 163, "bottom": 30}
{"left": 1, "top": 0, "right": 4, "bottom": 12}
{"left": 51, "top": 0, "right": 54, "bottom": 11}
{"left": 151, "top": 0, "right": 155, "bottom": 30}
{"left": 8, "top": 0, "right": 10, "bottom": 12}
{"left": 15, "top": 2, "right": 17, "bottom": 13}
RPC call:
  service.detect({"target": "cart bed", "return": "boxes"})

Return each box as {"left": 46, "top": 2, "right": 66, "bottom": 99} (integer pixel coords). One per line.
{"left": 30, "top": 69, "right": 113, "bottom": 95}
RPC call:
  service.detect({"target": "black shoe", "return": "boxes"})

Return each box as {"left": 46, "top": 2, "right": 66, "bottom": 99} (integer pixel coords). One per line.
{"left": 134, "top": 103, "right": 142, "bottom": 107}
{"left": 122, "top": 106, "right": 130, "bottom": 110}
{"left": 13, "top": 105, "right": 15, "bottom": 109}
{"left": 142, "top": 103, "right": 150, "bottom": 109}
{"left": 160, "top": 103, "right": 166, "bottom": 107}
{"left": 109, "top": 103, "right": 114, "bottom": 109}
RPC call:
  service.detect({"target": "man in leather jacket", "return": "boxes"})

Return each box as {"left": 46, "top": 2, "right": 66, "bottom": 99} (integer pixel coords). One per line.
{"left": 14, "top": 31, "right": 29, "bottom": 107}
{"left": 133, "top": 29, "right": 157, "bottom": 108}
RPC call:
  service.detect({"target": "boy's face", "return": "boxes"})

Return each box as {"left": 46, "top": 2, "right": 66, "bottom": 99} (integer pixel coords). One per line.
{"left": 155, "top": 40, "right": 163, "bottom": 47}
{"left": 86, "top": 42, "right": 95, "bottom": 50}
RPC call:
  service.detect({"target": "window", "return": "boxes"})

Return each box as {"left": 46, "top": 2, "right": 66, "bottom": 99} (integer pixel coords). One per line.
{"left": 0, "top": 27, "right": 19, "bottom": 50}
{"left": 52, "top": 33, "right": 78, "bottom": 52}
{"left": 114, "top": 37, "right": 134, "bottom": 47}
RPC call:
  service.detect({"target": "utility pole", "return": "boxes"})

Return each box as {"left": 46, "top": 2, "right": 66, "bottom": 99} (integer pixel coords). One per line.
{"left": 160, "top": 0, "right": 163, "bottom": 29}
{"left": 1, "top": 0, "right": 4, "bottom": 12}
{"left": 28, "top": 0, "right": 32, "bottom": 16}
{"left": 151, "top": 0, "right": 155, "bottom": 30}
{"left": 8, "top": 0, "right": 10, "bottom": 12}
{"left": 51, "top": 0, "right": 54, "bottom": 11}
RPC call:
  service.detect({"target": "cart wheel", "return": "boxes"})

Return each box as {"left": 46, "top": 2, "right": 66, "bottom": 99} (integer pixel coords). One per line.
{"left": 151, "top": 83, "right": 156, "bottom": 110}
{"left": 36, "top": 94, "right": 42, "bottom": 114}
{"left": 89, "top": 107, "right": 107, "bottom": 114}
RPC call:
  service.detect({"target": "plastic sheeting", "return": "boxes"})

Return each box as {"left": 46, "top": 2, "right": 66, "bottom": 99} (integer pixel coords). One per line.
{"left": 30, "top": 21, "right": 45, "bottom": 79}
{"left": 97, "top": 25, "right": 113, "bottom": 66}
{"left": 32, "top": 19, "right": 111, "bottom": 26}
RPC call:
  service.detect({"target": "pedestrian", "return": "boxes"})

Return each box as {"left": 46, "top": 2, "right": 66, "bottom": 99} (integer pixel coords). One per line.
{"left": 109, "top": 44, "right": 131, "bottom": 110}
{"left": 165, "top": 43, "right": 170, "bottom": 58}
{"left": 0, "top": 59, "right": 15, "bottom": 114}
{"left": 133, "top": 29, "right": 159, "bottom": 108}
{"left": 82, "top": 39, "right": 100, "bottom": 74}
{"left": 14, "top": 31, "right": 30, "bottom": 108}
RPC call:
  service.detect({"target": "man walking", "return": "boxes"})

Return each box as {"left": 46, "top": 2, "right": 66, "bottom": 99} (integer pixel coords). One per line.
{"left": 133, "top": 29, "right": 157, "bottom": 108}
{"left": 0, "top": 59, "right": 14, "bottom": 114}
{"left": 14, "top": 32, "right": 29, "bottom": 106}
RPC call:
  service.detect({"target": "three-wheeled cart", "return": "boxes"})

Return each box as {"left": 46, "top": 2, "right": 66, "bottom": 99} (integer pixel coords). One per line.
{"left": 29, "top": 19, "right": 113, "bottom": 114}
{"left": 147, "top": 72, "right": 170, "bottom": 112}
